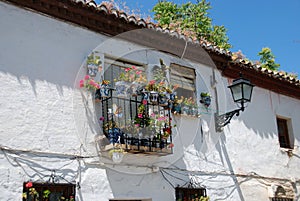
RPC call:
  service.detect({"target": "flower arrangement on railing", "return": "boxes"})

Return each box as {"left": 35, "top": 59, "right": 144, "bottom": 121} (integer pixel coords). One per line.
{"left": 114, "top": 66, "right": 147, "bottom": 97}
{"left": 95, "top": 80, "right": 111, "bottom": 102}
{"left": 79, "top": 75, "right": 100, "bottom": 90}
{"left": 182, "top": 96, "right": 199, "bottom": 116}
{"left": 150, "top": 113, "right": 172, "bottom": 139}
{"left": 134, "top": 100, "right": 152, "bottom": 128}
{"left": 143, "top": 81, "right": 178, "bottom": 106}
{"left": 171, "top": 96, "right": 199, "bottom": 117}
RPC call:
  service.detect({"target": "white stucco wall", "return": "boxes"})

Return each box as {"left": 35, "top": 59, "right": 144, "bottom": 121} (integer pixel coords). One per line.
{"left": 0, "top": 2, "right": 299, "bottom": 201}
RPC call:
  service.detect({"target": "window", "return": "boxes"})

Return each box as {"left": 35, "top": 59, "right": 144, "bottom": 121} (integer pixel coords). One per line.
{"left": 100, "top": 58, "right": 173, "bottom": 154}
{"left": 170, "top": 63, "right": 196, "bottom": 98}
{"left": 175, "top": 187, "right": 207, "bottom": 201}
{"left": 23, "top": 182, "right": 76, "bottom": 201}
{"left": 276, "top": 118, "right": 292, "bottom": 149}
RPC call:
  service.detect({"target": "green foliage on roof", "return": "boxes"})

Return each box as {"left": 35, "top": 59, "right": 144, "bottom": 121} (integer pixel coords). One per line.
{"left": 152, "top": 0, "right": 231, "bottom": 50}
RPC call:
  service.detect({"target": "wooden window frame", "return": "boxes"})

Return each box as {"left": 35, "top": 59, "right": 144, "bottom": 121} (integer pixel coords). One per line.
{"left": 170, "top": 63, "right": 196, "bottom": 99}
{"left": 276, "top": 117, "right": 292, "bottom": 149}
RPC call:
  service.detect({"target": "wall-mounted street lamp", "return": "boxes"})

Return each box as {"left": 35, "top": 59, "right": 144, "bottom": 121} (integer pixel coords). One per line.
{"left": 215, "top": 74, "right": 254, "bottom": 132}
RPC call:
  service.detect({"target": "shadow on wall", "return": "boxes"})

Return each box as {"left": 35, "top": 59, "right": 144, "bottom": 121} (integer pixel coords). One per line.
{"left": 238, "top": 87, "right": 300, "bottom": 141}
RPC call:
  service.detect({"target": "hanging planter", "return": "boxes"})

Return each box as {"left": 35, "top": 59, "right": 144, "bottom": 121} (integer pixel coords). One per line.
{"left": 86, "top": 52, "right": 101, "bottom": 77}
{"left": 109, "top": 148, "right": 124, "bottom": 163}
{"left": 200, "top": 92, "right": 211, "bottom": 108}
{"left": 159, "top": 92, "right": 169, "bottom": 107}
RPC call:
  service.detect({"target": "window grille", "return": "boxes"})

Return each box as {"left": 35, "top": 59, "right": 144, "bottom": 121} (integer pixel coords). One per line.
{"left": 272, "top": 198, "right": 293, "bottom": 201}
{"left": 22, "top": 182, "right": 76, "bottom": 201}
{"left": 175, "top": 187, "right": 207, "bottom": 201}
{"left": 100, "top": 59, "right": 173, "bottom": 154}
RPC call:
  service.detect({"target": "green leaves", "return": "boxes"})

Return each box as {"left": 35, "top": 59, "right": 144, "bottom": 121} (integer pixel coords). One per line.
{"left": 258, "top": 47, "right": 280, "bottom": 71}
{"left": 152, "top": 0, "right": 231, "bottom": 50}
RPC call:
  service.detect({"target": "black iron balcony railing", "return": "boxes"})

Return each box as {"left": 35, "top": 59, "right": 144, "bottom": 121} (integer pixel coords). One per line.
{"left": 97, "top": 87, "right": 173, "bottom": 155}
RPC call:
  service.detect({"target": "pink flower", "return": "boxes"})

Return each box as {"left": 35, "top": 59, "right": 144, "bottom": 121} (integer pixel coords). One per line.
{"left": 135, "top": 124, "right": 140, "bottom": 127}
{"left": 149, "top": 80, "right": 155, "bottom": 85}
{"left": 25, "top": 182, "right": 33, "bottom": 188}
{"left": 79, "top": 80, "right": 84, "bottom": 88}
{"left": 136, "top": 70, "right": 142, "bottom": 75}
{"left": 95, "top": 84, "right": 100, "bottom": 89}
{"left": 125, "top": 68, "right": 131, "bottom": 72}
{"left": 138, "top": 113, "right": 143, "bottom": 118}
{"left": 89, "top": 79, "right": 95, "bottom": 85}
{"left": 99, "top": 116, "right": 104, "bottom": 121}
{"left": 150, "top": 113, "right": 155, "bottom": 117}
{"left": 142, "top": 99, "right": 147, "bottom": 105}
{"left": 84, "top": 75, "right": 90, "bottom": 80}
{"left": 168, "top": 143, "right": 174, "bottom": 148}
{"left": 131, "top": 66, "right": 137, "bottom": 70}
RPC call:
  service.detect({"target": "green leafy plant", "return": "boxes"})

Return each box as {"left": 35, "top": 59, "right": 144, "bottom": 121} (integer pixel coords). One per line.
{"left": 152, "top": 0, "right": 231, "bottom": 50}
{"left": 87, "top": 52, "right": 101, "bottom": 66}
{"left": 43, "top": 189, "right": 51, "bottom": 200}
{"left": 258, "top": 47, "right": 280, "bottom": 71}
{"left": 115, "top": 66, "right": 147, "bottom": 83}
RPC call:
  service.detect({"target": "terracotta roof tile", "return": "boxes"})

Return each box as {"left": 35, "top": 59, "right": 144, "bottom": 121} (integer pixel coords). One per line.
{"left": 4, "top": 0, "right": 300, "bottom": 95}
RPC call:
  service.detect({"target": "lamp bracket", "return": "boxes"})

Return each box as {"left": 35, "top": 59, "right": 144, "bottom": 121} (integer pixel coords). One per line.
{"left": 215, "top": 109, "right": 242, "bottom": 132}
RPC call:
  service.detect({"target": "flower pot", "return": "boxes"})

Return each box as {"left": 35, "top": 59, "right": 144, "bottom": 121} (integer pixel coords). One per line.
{"left": 172, "top": 104, "right": 182, "bottom": 114}
{"left": 149, "top": 91, "right": 159, "bottom": 105}
{"left": 200, "top": 94, "right": 211, "bottom": 107}
{"left": 108, "top": 128, "right": 122, "bottom": 144}
{"left": 115, "top": 81, "right": 131, "bottom": 98}
{"left": 130, "top": 82, "right": 143, "bottom": 96}
{"left": 182, "top": 105, "right": 190, "bottom": 115}
{"left": 142, "top": 90, "right": 149, "bottom": 101}
{"left": 159, "top": 93, "right": 169, "bottom": 107}
{"left": 100, "top": 84, "right": 110, "bottom": 98}
{"left": 87, "top": 63, "right": 98, "bottom": 77}
{"left": 111, "top": 151, "right": 124, "bottom": 163}
{"left": 190, "top": 107, "right": 198, "bottom": 117}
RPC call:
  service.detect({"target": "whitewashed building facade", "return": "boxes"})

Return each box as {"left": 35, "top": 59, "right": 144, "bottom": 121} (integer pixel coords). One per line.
{"left": 1, "top": 1, "right": 300, "bottom": 201}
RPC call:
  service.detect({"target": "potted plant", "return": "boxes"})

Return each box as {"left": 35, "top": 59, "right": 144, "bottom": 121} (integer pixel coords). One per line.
{"left": 109, "top": 147, "right": 125, "bottom": 163}
{"left": 100, "top": 80, "right": 111, "bottom": 98}
{"left": 172, "top": 96, "right": 183, "bottom": 114}
{"left": 114, "top": 66, "right": 147, "bottom": 97}
{"left": 200, "top": 92, "right": 211, "bottom": 108}
{"left": 79, "top": 75, "right": 100, "bottom": 91}
{"left": 42, "top": 189, "right": 51, "bottom": 201}
{"left": 86, "top": 52, "right": 101, "bottom": 77}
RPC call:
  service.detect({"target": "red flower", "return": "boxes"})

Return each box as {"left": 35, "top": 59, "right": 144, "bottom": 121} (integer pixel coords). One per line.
{"left": 149, "top": 80, "right": 156, "bottom": 85}
{"left": 142, "top": 99, "right": 147, "bottom": 105}
{"left": 138, "top": 113, "right": 143, "bottom": 118}
{"left": 25, "top": 182, "right": 33, "bottom": 188}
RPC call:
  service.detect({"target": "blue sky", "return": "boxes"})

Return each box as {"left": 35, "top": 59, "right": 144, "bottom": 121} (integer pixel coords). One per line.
{"left": 96, "top": 0, "right": 300, "bottom": 75}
